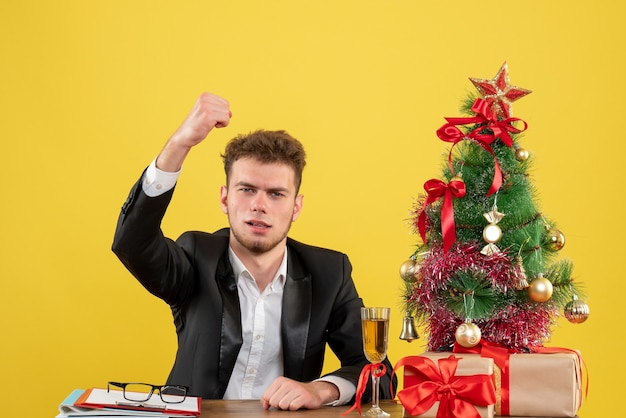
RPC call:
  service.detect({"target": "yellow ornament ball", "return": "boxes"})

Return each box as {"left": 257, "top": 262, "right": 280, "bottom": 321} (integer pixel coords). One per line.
{"left": 564, "top": 298, "right": 590, "bottom": 324}
{"left": 399, "top": 259, "right": 418, "bottom": 282}
{"left": 455, "top": 322, "right": 482, "bottom": 348}
{"left": 528, "top": 277, "right": 553, "bottom": 302}
{"left": 515, "top": 148, "right": 529, "bottom": 161}
{"left": 545, "top": 228, "right": 566, "bottom": 251}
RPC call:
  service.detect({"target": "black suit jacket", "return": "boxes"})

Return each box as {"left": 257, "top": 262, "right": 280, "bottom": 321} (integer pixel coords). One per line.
{"left": 112, "top": 175, "right": 396, "bottom": 400}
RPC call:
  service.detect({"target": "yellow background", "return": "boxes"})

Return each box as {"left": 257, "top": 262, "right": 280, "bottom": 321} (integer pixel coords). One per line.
{"left": 1, "top": 1, "right": 622, "bottom": 416}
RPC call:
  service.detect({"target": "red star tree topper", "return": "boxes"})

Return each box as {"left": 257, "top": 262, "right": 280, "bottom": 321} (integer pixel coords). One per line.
{"left": 469, "top": 61, "right": 532, "bottom": 118}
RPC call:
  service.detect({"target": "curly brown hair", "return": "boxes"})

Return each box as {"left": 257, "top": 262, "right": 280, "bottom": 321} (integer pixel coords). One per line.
{"left": 221, "top": 130, "right": 307, "bottom": 192}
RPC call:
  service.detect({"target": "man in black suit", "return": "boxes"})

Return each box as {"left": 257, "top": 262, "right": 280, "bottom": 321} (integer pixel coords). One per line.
{"left": 112, "top": 92, "right": 395, "bottom": 410}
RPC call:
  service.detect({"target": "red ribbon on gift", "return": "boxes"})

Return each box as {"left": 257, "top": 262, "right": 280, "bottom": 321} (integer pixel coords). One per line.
{"left": 341, "top": 363, "right": 387, "bottom": 416}
{"left": 453, "top": 340, "right": 513, "bottom": 416}
{"left": 417, "top": 178, "right": 466, "bottom": 252}
{"left": 436, "top": 98, "right": 528, "bottom": 196}
{"left": 391, "top": 355, "right": 496, "bottom": 418}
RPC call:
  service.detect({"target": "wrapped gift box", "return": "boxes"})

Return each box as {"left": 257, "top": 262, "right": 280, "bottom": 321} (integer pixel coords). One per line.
{"left": 398, "top": 352, "right": 496, "bottom": 418}
{"left": 405, "top": 349, "right": 583, "bottom": 417}
{"left": 498, "top": 350, "right": 582, "bottom": 417}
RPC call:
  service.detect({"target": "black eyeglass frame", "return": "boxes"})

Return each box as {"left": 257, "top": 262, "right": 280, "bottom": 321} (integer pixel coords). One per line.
{"left": 107, "top": 381, "right": 189, "bottom": 404}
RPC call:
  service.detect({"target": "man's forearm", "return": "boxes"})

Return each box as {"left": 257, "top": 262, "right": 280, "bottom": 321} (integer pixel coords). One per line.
{"left": 155, "top": 137, "right": 192, "bottom": 173}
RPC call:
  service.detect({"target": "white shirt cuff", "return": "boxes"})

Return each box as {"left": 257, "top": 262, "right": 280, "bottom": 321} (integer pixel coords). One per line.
{"left": 142, "top": 159, "right": 181, "bottom": 197}
{"left": 316, "top": 375, "right": 356, "bottom": 406}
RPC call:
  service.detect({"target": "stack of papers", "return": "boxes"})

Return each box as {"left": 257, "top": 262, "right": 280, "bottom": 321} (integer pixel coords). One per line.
{"left": 56, "top": 388, "right": 201, "bottom": 417}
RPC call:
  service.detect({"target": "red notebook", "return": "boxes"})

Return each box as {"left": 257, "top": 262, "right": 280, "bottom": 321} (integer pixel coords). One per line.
{"left": 75, "top": 387, "right": 201, "bottom": 416}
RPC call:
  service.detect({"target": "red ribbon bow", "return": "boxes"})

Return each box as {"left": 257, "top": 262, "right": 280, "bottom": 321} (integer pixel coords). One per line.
{"left": 417, "top": 178, "right": 466, "bottom": 252}
{"left": 342, "top": 363, "right": 387, "bottom": 416}
{"left": 436, "top": 98, "right": 528, "bottom": 196}
{"left": 392, "top": 355, "right": 496, "bottom": 418}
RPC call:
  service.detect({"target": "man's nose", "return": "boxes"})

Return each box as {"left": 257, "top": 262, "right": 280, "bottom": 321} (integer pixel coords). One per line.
{"left": 251, "top": 193, "right": 267, "bottom": 212}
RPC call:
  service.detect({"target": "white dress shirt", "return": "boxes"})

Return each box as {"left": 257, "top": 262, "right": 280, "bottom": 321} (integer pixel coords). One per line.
{"left": 223, "top": 248, "right": 286, "bottom": 399}
{"left": 140, "top": 159, "right": 356, "bottom": 405}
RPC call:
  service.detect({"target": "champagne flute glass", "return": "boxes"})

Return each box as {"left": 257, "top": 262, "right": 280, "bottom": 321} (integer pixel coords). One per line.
{"left": 361, "top": 307, "right": 390, "bottom": 417}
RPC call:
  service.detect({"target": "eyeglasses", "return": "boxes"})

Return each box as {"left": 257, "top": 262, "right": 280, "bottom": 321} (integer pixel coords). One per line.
{"left": 107, "top": 381, "right": 188, "bottom": 404}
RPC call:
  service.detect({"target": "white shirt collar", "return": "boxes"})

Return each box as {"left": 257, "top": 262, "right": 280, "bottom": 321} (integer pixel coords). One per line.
{"left": 228, "top": 247, "right": 287, "bottom": 290}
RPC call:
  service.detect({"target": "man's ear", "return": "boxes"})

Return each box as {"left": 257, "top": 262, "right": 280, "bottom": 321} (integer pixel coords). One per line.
{"left": 220, "top": 185, "right": 228, "bottom": 214}
{"left": 292, "top": 194, "right": 304, "bottom": 221}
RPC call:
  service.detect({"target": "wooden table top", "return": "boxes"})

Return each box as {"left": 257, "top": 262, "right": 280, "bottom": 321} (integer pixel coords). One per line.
{"left": 199, "top": 399, "right": 401, "bottom": 417}
{"left": 198, "top": 399, "right": 580, "bottom": 417}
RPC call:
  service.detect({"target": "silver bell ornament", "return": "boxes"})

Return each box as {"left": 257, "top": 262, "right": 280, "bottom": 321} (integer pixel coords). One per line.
{"left": 399, "top": 313, "right": 420, "bottom": 342}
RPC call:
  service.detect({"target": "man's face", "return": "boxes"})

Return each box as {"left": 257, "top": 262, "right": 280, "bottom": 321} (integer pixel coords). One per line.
{"left": 220, "top": 157, "right": 303, "bottom": 255}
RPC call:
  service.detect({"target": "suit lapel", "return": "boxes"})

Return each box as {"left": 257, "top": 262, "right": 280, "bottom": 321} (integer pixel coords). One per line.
{"left": 282, "top": 250, "right": 312, "bottom": 380}
{"left": 216, "top": 252, "right": 243, "bottom": 396}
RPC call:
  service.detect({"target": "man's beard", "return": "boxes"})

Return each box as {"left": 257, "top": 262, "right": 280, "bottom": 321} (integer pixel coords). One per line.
{"left": 230, "top": 220, "right": 292, "bottom": 254}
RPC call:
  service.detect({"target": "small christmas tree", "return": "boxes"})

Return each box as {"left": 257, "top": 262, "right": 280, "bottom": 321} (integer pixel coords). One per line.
{"left": 399, "top": 63, "right": 589, "bottom": 352}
